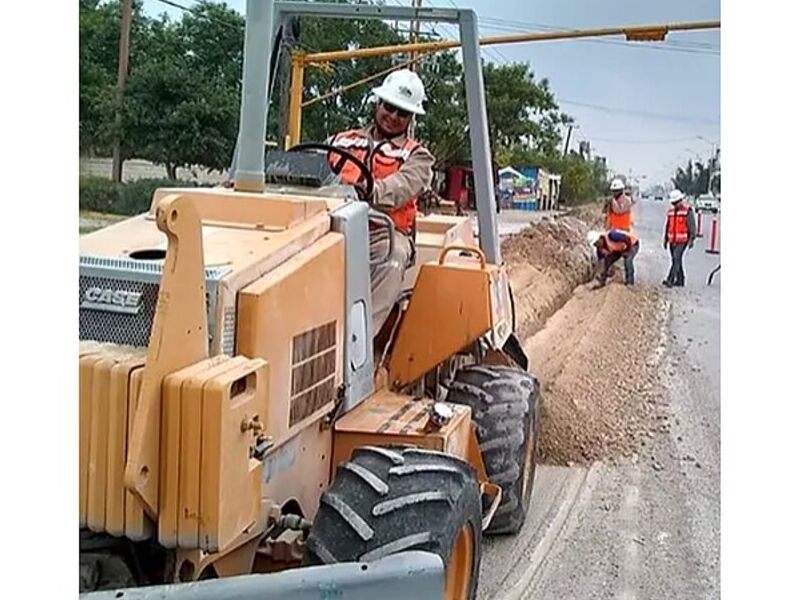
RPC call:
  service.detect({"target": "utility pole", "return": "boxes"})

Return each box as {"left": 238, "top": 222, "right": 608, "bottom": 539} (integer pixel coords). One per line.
{"left": 562, "top": 125, "right": 573, "bottom": 156}
{"left": 408, "top": 0, "right": 422, "bottom": 138}
{"left": 111, "top": 0, "right": 134, "bottom": 183}
{"left": 409, "top": 0, "right": 421, "bottom": 68}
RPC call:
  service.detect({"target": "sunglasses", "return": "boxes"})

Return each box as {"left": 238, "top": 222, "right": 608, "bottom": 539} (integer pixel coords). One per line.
{"left": 380, "top": 101, "right": 412, "bottom": 118}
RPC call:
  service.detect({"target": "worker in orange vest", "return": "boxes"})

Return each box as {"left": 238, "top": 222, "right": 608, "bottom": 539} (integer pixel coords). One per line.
{"left": 589, "top": 229, "right": 640, "bottom": 288}
{"left": 604, "top": 178, "right": 633, "bottom": 231}
{"left": 662, "top": 189, "right": 697, "bottom": 287}
{"left": 326, "top": 69, "right": 434, "bottom": 335}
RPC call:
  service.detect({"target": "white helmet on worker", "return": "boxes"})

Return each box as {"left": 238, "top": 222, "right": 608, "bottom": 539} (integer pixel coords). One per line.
{"left": 669, "top": 189, "right": 686, "bottom": 203}
{"left": 586, "top": 230, "right": 604, "bottom": 245}
{"left": 609, "top": 178, "right": 625, "bottom": 192}
{"left": 372, "top": 69, "right": 427, "bottom": 115}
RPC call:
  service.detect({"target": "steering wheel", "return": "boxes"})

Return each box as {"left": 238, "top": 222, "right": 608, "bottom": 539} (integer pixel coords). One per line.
{"left": 288, "top": 142, "right": 374, "bottom": 203}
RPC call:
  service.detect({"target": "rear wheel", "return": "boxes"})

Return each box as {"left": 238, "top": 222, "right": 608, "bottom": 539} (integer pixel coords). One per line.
{"left": 446, "top": 365, "right": 540, "bottom": 534}
{"left": 305, "top": 445, "right": 482, "bottom": 600}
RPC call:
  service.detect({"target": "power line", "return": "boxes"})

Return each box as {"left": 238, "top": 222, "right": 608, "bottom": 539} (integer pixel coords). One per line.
{"left": 583, "top": 135, "right": 713, "bottom": 144}
{"left": 435, "top": 0, "right": 510, "bottom": 64}
{"left": 559, "top": 98, "right": 719, "bottom": 125}
{"left": 479, "top": 15, "right": 721, "bottom": 49}
{"left": 151, "top": 0, "right": 241, "bottom": 32}
{"left": 475, "top": 17, "right": 720, "bottom": 56}
{"left": 477, "top": 14, "right": 721, "bottom": 50}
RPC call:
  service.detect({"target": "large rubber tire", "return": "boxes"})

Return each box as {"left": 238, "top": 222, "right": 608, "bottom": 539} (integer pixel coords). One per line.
{"left": 305, "top": 445, "right": 482, "bottom": 599}
{"left": 445, "top": 365, "right": 540, "bottom": 535}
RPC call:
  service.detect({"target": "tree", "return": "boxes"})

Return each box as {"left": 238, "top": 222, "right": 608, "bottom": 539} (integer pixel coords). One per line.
{"left": 672, "top": 159, "right": 713, "bottom": 197}
{"left": 120, "top": 1, "right": 245, "bottom": 177}
{"left": 481, "top": 63, "right": 570, "bottom": 160}
{"left": 414, "top": 51, "right": 468, "bottom": 165}
{"left": 296, "top": 4, "right": 405, "bottom": 142}
{"left": 79, "top": 0, "right": 150, "bottom": 155}
{"left": 79, "top": 0, "right": 580, "bottom": 183}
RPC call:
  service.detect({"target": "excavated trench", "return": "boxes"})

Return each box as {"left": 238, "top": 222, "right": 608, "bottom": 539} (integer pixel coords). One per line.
{"left": 502, "top": 205, "right": 669, "bottom": 466}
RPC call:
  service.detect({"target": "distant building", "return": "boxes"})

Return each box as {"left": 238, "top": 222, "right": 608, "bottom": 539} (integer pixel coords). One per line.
{"left": 498, "top": 165, "right": 561, "bottom": 211}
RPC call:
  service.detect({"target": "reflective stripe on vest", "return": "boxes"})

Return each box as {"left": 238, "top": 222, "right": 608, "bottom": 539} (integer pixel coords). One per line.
{"left": 667, "top": 205, "right": 690, "bottom": 244}
{"left": 329, "top": 130, "right": 420, "bottom": 234}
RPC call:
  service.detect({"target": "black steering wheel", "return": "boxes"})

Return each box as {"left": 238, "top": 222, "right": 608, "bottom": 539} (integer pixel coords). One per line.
{"left": 288, "top": 142, "right": 374, "bottom": 202}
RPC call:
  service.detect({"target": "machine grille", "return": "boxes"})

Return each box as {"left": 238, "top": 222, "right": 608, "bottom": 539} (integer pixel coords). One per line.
{"left": 289, "top": 321, "right": 337, "bottom": 425}
{"left": 79, "top": 275, "right": 160, "bottom": 348}
{"left": 79, "top": 255, "right": 229, "bottom": 351}
{"left": 222, "top": 305, "right": 237, "bottom": 356}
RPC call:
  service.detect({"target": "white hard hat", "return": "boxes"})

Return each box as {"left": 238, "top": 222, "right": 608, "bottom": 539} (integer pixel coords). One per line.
{"left": 610, "top": 178, "right": 625, "bottom": 191}
{"left": 372, "top": 69, "right": 426, "bottom": 115}
{"left": 586, "top": 230, "right": 604, "bottom": 245}
{"left": 669, "top": 189, "right": 685, "bottom": 203}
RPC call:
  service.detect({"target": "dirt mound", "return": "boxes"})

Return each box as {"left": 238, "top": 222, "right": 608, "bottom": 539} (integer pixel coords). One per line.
{"left": 498, "top": 201, "right": 668, "bottom": 465}
{"left": 502, "top": 209, "right": 602, "bottom": 339}
{"left": 563, "top": 203, "right": 605, "bottom": 227}
{"left": 524, "top": 284, "right": 669, "bottom": 465}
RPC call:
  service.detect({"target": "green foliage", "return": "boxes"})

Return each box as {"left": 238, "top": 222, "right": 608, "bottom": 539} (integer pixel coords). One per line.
{"left": 124, "top": 2, "right": 245, "bottom": 177}
{"left": 80, "top": 0, "right": 579, "bottom": 186}
{"left": 672, "top": 159, "right": 714, "bottom": 197}
{"left": 481, "top": 63, "right": 570, "bottom": 158}
{"left": 79, "top": 176, "right": 204, "bottom": 215}
{"left": 80, "top": 1, "right": 244, "bottom": 176}
{"left": 297, "top": 4, "right": 405, "bottom": 141}
{"left": 79, "top": 176, "right": 123, "bottom": 214}
{"left": 555, "top": 153, "right": 609, "bottom": 205}
{"left": 414, "top": 52, "right": 468, "bottom": 165}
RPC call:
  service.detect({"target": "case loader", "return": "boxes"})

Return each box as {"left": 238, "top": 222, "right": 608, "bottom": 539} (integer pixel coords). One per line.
{"left": 79, "top": 2, "right": 540, "bottom": 598}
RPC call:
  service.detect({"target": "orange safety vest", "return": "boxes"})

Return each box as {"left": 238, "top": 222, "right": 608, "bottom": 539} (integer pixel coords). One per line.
{"left": 329, "top": 129, "right": 421, "bottom": 235}
{"left": 606, "top": 195, "right": 632, "bottom": 231}
{"left": 604, "top": 231, "right": 638, "bottom": 254}
{"left": 666, "top": 204, "right": 690, "bottom": 244}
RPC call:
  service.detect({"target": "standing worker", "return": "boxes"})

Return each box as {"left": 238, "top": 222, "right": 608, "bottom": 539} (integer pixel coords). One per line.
{"left": 589, "top": 229, "right": 640, "bottom": 288}
{"left": 326, "top": 69, "right": 434, "bottom": 334}
{"left": 662, "top": 189, "right": 697, "bottom": 287}
{"left": 605, "top": 178, "right": 633, "bottom": 231}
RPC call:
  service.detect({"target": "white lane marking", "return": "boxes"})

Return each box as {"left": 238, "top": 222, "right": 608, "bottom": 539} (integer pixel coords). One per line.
{"left": 618, "top": 464, "right": 643, "bottom": 600}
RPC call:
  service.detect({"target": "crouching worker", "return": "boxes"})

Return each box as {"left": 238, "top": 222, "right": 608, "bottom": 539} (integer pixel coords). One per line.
{"left": 589, "top": 229, "right": 640, "bottom": 288}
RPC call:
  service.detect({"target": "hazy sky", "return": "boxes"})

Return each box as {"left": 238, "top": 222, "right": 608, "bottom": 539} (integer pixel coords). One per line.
{"left": 141, "top": 0, "right": 720, "bottom": 187}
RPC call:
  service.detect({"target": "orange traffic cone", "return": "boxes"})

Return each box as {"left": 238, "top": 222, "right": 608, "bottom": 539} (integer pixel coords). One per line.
{"left": 705, "top": 216, "right": 720, "bottom": 254}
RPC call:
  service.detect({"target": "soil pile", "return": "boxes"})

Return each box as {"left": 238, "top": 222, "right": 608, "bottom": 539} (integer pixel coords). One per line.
{"left": 524, "top": 284, "right": 669, "bottom": 465}
{"left": 502, "top": 204, "right": 603, "bottom": 339}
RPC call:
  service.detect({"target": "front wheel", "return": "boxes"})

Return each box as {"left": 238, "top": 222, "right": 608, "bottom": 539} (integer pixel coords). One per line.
{"left": 446, "top": 365, "right": 540, "bottom": 535}
{"left": 305, "top": 446, "right": 482, "bottom": 600}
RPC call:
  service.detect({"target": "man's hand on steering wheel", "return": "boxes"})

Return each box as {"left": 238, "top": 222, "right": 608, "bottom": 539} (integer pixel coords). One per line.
{"left": 287, "top": 142, "right": 375, "bottom": 203}
{"left": 352, "top": 180, "right": 373, "bottom": 203}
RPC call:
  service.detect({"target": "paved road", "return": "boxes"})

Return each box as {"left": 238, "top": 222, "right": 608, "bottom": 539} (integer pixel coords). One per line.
{"left": 479, "top": 199, "right": 720, "bottom": 599}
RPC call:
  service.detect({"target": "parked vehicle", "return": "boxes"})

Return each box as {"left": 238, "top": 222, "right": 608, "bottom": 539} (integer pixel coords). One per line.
{"left": 696, "top": 192, "right": 720, "bottom": 213}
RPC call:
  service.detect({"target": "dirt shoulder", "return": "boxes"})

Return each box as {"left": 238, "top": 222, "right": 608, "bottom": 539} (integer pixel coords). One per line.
{"left": 502, "top": 203, "right": 670, "bottom": 466}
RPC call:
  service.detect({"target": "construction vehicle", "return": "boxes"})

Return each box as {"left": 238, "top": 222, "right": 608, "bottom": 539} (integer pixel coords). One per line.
{"left": 79, "top": 2, "right": 539, "bottom": 598}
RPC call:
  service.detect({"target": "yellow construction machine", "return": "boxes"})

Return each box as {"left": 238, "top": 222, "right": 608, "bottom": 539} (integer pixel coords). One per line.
{"left": 79, "top": 2, "right": 539, "bottom": 599}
